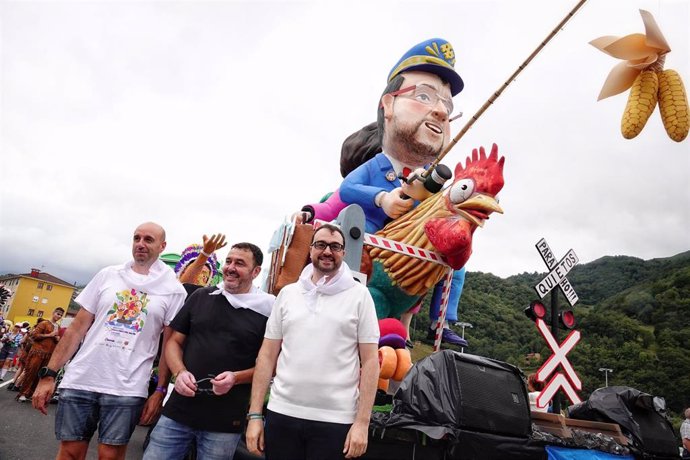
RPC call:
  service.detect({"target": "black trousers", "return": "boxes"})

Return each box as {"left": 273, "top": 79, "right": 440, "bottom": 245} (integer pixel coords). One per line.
{"left": 264, "top": 409, "right": 352, "bottom": 460}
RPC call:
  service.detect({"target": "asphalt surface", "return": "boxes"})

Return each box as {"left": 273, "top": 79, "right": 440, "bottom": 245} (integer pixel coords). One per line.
{"left": 0, "top": 372, "right": 150, "bottom": 460}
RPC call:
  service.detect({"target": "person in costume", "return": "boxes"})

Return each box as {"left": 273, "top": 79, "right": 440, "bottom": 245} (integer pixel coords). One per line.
{"left": 32, "top": 222, "right": 186, "bottom": 460}
{"left": 144, "top": 242, "right": 275, "bottom": 460}
{"left": 16, "top": 308, "right": 64, "bottom": 402}
{"left": 175, "top": 233, "right": 226, "bottom": 295}
{"left": 299, "top": 38, "right": 468, "bottom": 346}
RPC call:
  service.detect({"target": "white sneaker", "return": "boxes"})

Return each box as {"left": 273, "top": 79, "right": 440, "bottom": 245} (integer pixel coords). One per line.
{"left": 18, "top": 395, "right": 27, "bottom": 402}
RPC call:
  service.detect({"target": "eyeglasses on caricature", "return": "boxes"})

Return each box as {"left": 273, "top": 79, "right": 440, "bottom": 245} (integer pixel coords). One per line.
{"left": 383, "top": 85, "right": 456, "bottom": 118}
{"left": 311, "top": 241, "right": 344, "bottom": 252}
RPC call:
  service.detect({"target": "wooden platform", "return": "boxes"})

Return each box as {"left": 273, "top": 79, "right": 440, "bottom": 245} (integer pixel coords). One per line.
{"left": 565, "top": 418, "right": 628, "bottom": 445}
{"left": 531, "top": 411, "right": 628, "bottom": 446}
{"left": 531, "top": 411, "right": 572, "bottom": 438}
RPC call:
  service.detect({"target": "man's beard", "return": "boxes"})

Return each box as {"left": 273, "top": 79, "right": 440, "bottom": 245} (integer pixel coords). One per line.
{"left": 313, "top": 255, "right": 340, "bottom": 275}
{"left": 389, "top": 120, "right": 443, "bottom": 166}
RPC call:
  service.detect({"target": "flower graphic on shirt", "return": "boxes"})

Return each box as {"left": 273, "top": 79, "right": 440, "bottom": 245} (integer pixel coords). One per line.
{"left": 106, "top": 289, "right": 149, "bottom": 332}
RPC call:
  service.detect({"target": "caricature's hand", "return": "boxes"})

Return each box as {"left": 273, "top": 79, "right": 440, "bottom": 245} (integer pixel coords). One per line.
{"left": 174, "top": 370, "right": 197, "bottom": 397}
{"left": 380, "top": 188, "right": 414, "bottom": 219}
{"left": 292, "top": 209, "right": 313, "bottom": 225}
{"left": 400, "top": 168, "right": 433, "bottom": 201}
{"left": 202, "top": 234, "right": 227, "bottom": 255}
{"left": 211, "top": 371, "right": 237, "bottom": 396}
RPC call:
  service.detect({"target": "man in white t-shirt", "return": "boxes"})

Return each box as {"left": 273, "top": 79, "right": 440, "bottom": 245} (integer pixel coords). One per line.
{"left": 32, "top": 222, "right": 186, "bottom": 460}
{"left": 246, "top": 223, "right": 380, "bottom": 459}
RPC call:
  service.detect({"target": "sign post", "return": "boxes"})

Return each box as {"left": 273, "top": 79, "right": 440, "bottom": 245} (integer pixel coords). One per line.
{"left": 532, "top": 238, "right": 581, "bottom": 413}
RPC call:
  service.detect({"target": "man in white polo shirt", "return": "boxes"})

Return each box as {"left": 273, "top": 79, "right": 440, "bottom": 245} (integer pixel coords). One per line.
{"left": 246, "top": 223, "right": 379, "bottom": 459}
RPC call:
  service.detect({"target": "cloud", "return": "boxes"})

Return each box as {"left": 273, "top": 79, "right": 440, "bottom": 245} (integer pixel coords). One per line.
{"left": 1, "top": 0, "right": 688, "bottom": 285}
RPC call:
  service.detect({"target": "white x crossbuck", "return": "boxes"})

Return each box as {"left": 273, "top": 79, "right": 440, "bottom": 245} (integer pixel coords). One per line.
{"left": 535, "top": 318, "right": 582, "bottom": 407}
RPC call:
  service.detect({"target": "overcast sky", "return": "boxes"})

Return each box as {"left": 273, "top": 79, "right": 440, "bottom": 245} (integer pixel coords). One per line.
{"left": 1, "top": 0, "right": 688, "bottom": 287}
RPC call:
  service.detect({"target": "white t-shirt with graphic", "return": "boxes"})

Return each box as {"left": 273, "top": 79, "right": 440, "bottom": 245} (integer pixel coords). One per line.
{"left": 59, "top": 260, "right": 186, "bottom": 398}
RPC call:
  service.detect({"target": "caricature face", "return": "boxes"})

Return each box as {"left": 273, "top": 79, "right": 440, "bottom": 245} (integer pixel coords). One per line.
{"left": 381, "top": 71, "right": 452, "bottom": 166}
{"left": 195, "top": 265, "right": 212, "bottom": 286}
{"left": 222, "top": 248, "right": 261, "bottom": 294}
{"left": 132, "top": 223, "right": 167, "bottom": 266}
{"left": 180, "top": 264, "right": 212, "bottom": 286}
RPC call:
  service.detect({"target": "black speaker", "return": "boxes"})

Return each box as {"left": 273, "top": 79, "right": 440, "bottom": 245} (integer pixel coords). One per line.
{"left": 385, "top": 351, "right": 532, "bottom": 440}
{"left": 452, "top": 353, "right": 532, "bottom": 437}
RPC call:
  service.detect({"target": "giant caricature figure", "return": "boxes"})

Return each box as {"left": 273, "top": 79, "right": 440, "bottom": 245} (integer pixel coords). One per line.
{"left": 300, "top": 39, "right": 469, "bottom": 346}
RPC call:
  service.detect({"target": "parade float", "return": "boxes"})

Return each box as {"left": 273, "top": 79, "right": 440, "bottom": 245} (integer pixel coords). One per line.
{"left": 253, "top": 1, "right": 687, "bottom": 459}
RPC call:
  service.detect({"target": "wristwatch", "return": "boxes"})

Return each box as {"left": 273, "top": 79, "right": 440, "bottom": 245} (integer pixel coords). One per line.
{"left": 38, "top": 367, "right": 59, "bottom": 379}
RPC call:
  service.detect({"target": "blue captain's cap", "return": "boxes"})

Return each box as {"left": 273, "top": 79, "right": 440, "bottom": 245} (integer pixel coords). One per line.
{"left": 388, "top": 38, "right": 464, "bottom": 96}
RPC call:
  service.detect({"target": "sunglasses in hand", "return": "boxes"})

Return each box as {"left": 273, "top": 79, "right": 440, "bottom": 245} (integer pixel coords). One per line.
{"left": 194, "top": 374, "right": 217, "bottom": 395}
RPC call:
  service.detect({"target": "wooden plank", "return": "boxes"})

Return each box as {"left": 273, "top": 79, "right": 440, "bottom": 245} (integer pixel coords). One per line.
{"left": 531, "top": 411, "right": 573, "bottom": 438}
{"left": 564, "top": 418, "right": 628, "bottom": 445}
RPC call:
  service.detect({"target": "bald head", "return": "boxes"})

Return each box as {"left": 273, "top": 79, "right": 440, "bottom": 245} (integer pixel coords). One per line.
{"left": 132, "top": 222, "right": 167, "bottom": 273}
{"left": 136, "top": 221, "right": 166, "bottom": 242}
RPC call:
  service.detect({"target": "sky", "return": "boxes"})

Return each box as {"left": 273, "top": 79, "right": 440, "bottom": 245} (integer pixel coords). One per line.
{"left": 1, "top": 0, "right": 689, "bottom": 287}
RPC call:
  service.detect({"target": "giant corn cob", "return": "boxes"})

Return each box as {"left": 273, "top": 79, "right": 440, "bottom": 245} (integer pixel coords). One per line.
{"left": 592, "top": 10, "right": 688, "bottom": 143}
{"left": 657, "top": 69, "right": 689, "bottom": 142}
{"left": 621, "top": 70, "right": 659, "bottom": 139}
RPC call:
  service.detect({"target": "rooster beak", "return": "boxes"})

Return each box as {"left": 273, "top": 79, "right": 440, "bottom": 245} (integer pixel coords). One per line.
{"left": 453, "top": 193, "right": 503, "bottom": 228}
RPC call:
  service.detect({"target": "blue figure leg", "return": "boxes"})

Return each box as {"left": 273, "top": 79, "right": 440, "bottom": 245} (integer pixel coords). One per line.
{"left": 428, "top": 267, "right": 467, "bottom": 346}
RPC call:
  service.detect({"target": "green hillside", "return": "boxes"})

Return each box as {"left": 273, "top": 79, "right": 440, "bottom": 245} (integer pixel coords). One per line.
{"left": 409, "top": 250, "right": 690, "bottom": 420}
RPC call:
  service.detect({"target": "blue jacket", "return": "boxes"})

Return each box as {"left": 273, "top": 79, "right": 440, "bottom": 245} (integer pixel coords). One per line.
{"left": 340, "top": 153, "right": 418, "bottom": 233}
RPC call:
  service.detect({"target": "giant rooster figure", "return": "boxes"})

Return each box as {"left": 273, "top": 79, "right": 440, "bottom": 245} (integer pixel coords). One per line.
{"left": 365, "top": 144, "right": 505, "bottom": 319}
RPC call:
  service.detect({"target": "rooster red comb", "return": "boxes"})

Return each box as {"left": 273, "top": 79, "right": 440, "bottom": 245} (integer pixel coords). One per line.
{"left": 453, "top": 143, "right": 505, "bottom": 197}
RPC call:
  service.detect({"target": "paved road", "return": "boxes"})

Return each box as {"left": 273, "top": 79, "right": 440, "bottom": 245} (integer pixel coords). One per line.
{"left": 0, "top": 372, "right": 150, "bottom": 460}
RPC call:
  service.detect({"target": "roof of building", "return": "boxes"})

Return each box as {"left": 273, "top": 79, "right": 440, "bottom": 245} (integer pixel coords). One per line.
{"left": 0, "top": 271, "right": 75, "bottom": 288}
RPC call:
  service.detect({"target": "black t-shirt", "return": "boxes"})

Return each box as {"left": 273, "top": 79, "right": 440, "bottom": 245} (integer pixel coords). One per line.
{"left": 163, "top": 286, "right": 268, "bottom": 432}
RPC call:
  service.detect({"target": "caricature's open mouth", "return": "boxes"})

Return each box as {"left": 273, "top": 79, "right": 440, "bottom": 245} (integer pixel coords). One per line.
{"left": 425, "top": 122, "right": 442, "bottom": 134}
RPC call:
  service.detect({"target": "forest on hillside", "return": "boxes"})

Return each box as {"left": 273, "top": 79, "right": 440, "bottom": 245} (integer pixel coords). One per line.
{"left": 410, "top": 251, "right": 690, "bottom": 426}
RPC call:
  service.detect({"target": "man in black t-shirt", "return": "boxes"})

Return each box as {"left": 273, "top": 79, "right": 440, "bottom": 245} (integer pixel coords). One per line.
{"left": 143, "top": 242, "right": 275, "bottom": 460}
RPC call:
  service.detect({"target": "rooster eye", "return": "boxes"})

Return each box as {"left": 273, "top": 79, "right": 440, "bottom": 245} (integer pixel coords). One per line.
{"left": 449, "top": 179, "right": 475, "bottom": 203}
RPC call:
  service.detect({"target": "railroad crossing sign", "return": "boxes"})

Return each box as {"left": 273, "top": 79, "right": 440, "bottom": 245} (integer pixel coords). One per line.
{"left": 534, "top": 238, "right": 579, "bottom": 306}
{"left": 531, "top": 238, "right": 583, "bottom": 410}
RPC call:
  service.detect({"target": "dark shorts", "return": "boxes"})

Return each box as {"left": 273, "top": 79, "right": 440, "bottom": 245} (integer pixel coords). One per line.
{"left": 55, "top": 388, "right": 146, "bottom": 445}
{"left": 0, "top": 345, "right": 18, "bottom": 361}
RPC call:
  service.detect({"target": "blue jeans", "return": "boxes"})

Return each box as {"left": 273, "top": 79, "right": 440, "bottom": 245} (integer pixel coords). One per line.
{"left": 55, "top": 388, "right": 145, "bottom": 445}
{"left": 143, "top": 415, "right": 241, "bottom": 460}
